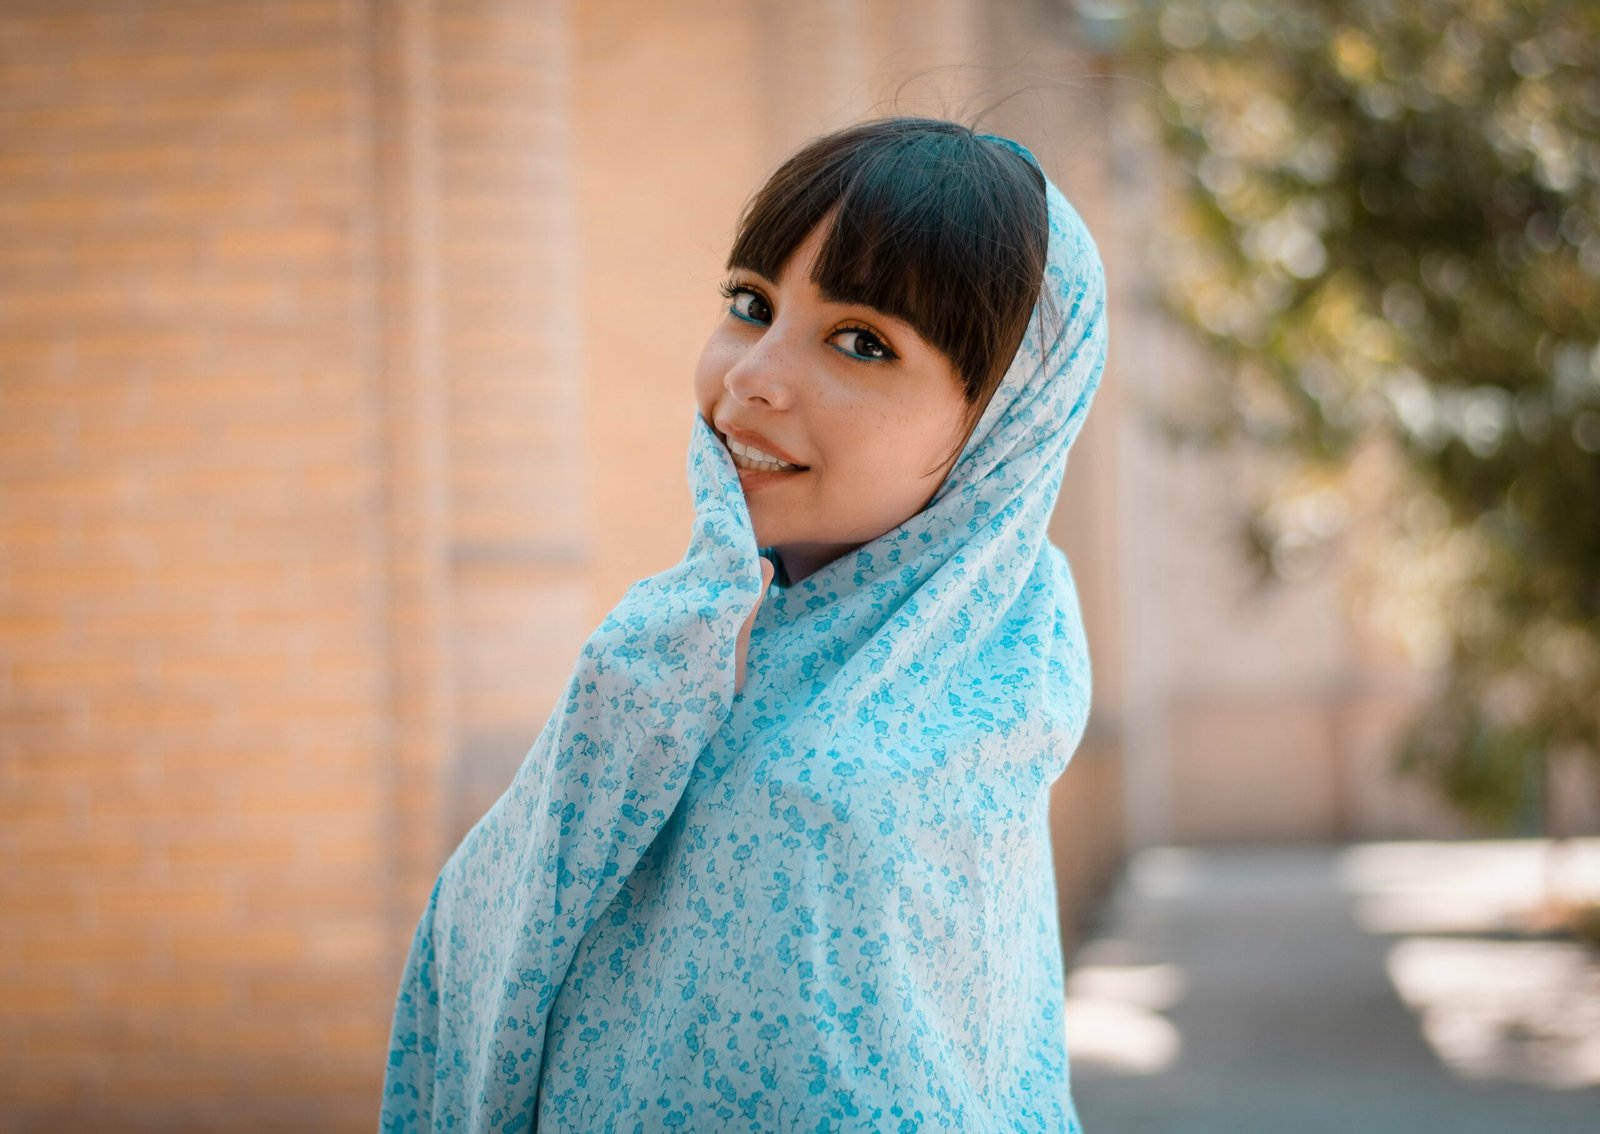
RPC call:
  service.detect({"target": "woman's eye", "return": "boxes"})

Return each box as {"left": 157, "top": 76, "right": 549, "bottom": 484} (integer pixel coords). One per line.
{"left": 832, "top": 327, "right": 895, "bottom": 362}
{"left": 718, "top": 280, "right": 895, "bottom": 362}
{"left": 725, "top": 285, "right": 771, "bottom": 324}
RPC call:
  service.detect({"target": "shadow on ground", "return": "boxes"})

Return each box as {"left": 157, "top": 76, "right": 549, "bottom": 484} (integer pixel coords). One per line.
{"left": 1064, "top": 840, "right": 1600, "bottom": 1134}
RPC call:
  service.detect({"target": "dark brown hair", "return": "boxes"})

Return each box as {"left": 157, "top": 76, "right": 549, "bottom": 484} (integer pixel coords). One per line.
{"left": 725, "top": 116, "right": 1049, "bottom": 476}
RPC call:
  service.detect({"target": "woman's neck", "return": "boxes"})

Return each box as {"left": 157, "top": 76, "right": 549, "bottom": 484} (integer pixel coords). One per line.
{"left": 771, "top": 541, "right": 863, "bottom": 588}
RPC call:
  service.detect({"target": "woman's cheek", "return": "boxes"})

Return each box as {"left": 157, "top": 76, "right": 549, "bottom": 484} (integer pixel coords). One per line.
{"left": 691, "top": 331, "right": 735, "bottom": 398}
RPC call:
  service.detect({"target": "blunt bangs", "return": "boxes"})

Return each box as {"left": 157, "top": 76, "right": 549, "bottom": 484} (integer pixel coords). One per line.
{"left": 724, "top": 117, "right": 1049, "bottom": 428}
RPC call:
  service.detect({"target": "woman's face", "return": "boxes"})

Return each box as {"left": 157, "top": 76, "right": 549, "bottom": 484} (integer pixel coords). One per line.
{"left": 694, "top": 219, "right": 972, "bottom": 585}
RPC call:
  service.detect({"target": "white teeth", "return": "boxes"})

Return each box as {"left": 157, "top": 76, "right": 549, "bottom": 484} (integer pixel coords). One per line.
{"left": 727, "top": 437, "right": 801, "bottom": 471}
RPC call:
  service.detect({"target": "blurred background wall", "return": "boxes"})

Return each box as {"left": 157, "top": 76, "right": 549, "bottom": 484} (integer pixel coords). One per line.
{"left": 3, "top": 1, "right": 1594, "bottom": 1130}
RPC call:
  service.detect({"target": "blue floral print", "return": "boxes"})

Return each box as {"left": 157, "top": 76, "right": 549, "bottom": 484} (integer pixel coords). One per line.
{"left": 380, "top": 140, "right": 1107, "bottom": 1133}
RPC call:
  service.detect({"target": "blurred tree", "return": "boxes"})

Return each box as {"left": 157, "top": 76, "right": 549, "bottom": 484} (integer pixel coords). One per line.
{"left": 1095, "top": 0, "right": 1600, "bottom": 831}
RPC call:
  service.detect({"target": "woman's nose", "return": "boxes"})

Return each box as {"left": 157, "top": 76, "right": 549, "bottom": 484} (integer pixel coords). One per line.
{"left": 722, "top": 329, "right": 797, "bottom": 410}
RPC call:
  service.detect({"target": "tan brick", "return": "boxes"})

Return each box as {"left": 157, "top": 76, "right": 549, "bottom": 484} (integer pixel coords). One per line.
{"left": 0, "top": 331, "right": 67, "bottom": 371}
{"left": 318, "top": 1014, "right": 392, "bottom": 1054}
{"left": 149, "top": 651, "right": 296, "bottom": 692}
{"left": 210, "top": 225, "right": 349, "bottom": 270}
{"left": 89, "top": 696, "right": 222, "bottom": 734}
{"left": 165, "top": 927, "right": 307, "bottom": 966}
{"left": 116, "top": 1067, "right": 240, "bottom": 1100}
{"left": 11, "top": 654, "right": 144, "bottom": 697}
{"left": 64, "top": 326, "right": 209, "bottom": 368}
{"left": 5, "top": 742, "right": 151, "bottom": 790}
{"left": 90, "top": 883, "right": 234, "bottom": 922}
{"left": 0, "top": 884, "right": 83, "bottom": 922}
{"left": 234, "top": 1060, "right": 379, "bottom": 1096}
{"left": 234, "top": 779, "right": 371, "bottom": 818}
{"left": 244, "top": 967, "right": 389, "bottom": 1011}
{"left": 0, "top": 978, "right": 77, "bottom": 1015}
{"left": 0, "top": 609, "right": 69, "bottom": 652}
{"left": 82, "top": 606, "right": 215, "bottom": 651}
{"left": 304, "top": 831, "right": 384, "bottom": 872}
{"left": 0, "top": 238, "right": 68, "bottom": 283}
{"left": 96, "top": 973, "right": 234, "bottom": 1012}
{"left": 135, "top": 276, "right": 299, "bottom": 322}
{"left": 13, "top": 834, "right": 157, "bottom": 873}
{"left": 0, "top": 11, "right": 130, "bottom": 53}
{"left": 57, "top": 143, "right": 216, "bottom": 188}
{"left": 160, "top": 835, "right": 300, "bottom": 872}
{"left": 304, "top": 920, "right": 387, "bottom": 967}
{"left": 18, "top": 930, "right": 158, "bottom": 967}
{"left": 168, "top": 1013, "right": 314, "bottom": 1058}
{"left": 129, "top": 0, "right": 344, "bottom": 51}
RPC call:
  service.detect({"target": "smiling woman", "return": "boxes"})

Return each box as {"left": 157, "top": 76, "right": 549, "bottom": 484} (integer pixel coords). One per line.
{"left": 698, "top": 215, "right": 973, "bottom": 585}
{"left": 695, "top": 118, "right": 1050, "bottom": 587}
{"left": 380, "top": 115, "right": 1108, "bottom": 1134}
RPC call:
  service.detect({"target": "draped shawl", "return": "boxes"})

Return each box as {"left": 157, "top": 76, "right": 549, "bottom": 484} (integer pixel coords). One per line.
{"left": 381, "top": 135, "right": 1108, "bottom": 1133}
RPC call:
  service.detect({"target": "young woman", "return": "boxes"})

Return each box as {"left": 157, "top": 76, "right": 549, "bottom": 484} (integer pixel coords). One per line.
{"left": 381, "top": 116, "right": 1108, "bottom": 1133}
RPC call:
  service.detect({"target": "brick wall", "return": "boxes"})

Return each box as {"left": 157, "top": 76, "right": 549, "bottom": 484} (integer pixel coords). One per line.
{"left": 0, "top": 1, "right": 584, "bottom": 1128}
{"left": 0, "top": 1, "right": 395, "bottom": 1127}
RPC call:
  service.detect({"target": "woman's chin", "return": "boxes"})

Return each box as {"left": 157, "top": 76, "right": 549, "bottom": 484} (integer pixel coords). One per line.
{"left": 745, "top": 503, "right": 792, "bottom": 550}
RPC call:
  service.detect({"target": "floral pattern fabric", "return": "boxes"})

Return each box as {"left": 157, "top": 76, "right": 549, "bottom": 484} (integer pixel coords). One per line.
{"left": 380, "top": 140, "right": 1108, "bottom": 1133}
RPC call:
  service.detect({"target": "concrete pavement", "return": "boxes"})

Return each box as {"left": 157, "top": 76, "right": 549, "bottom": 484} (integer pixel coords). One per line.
{"left": 1062, "top": 840, "right": 1600, "bottom": 1134}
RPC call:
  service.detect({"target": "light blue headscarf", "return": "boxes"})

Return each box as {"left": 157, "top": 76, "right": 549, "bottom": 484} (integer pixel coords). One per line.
{"left": 381, "top": 132, "right": 1108, "bottom": 1133}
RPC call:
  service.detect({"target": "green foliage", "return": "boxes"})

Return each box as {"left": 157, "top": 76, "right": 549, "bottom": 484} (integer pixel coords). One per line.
{"left": 1113, "top": 0, "right": 1600, "bottom": 828}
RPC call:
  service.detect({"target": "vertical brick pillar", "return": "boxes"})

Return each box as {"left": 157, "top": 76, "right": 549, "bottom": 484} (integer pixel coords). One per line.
{"left": 429, "top": 0, "right": 592, "bottom": 846}
{"left": 364, "top": 0, "right": 455, "bottom": 981}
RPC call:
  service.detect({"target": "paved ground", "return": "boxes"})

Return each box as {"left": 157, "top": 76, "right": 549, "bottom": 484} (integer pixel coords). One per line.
{"left": 1062, "top": 840, "right": 1600, "bottom": 1134}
